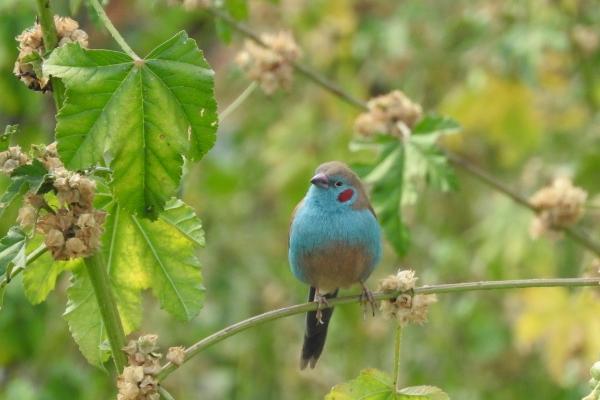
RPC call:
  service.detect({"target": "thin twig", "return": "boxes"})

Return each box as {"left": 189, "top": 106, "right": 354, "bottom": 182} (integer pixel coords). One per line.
{"left": 206, "top": 6, "right": 600, "bottom": 258}
{"left": 157, "top": 276, "right": 600, "bottom": 381}
{"left": 88, "top": 0, "right": 140, "bottom": 60}
{"left": 393, "top": 324, "right": 403, "bottom": 393}
{"left": 444, "top": 151, "right": 534, "bottom": 211}
{"left": 0, "top": 245, "right": 48, "bottom": 289}
{"left": 158, "top": 386, "right": 176, "bottom": 400}
{"left": 206, "top": 7, "right": 368, "bottom": 110}
{"left": 219, "top": 81, "right": 257, "bottom": 122}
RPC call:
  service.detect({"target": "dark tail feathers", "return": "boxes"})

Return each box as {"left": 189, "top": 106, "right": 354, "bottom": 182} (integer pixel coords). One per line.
{"left": 300, "top": 287, "right": 338, "bottom": 370}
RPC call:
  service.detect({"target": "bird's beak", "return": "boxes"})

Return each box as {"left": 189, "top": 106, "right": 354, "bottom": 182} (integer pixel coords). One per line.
{"left": 310, "top": 173, "right": 329, "bottom": 189}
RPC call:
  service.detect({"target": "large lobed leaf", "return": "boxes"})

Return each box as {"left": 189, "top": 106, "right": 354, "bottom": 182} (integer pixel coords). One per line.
{"left": 63, "top": 198, "right": 204, "bottom": 366}
{"left": 326, "top": 369, "right": 449, "bottom": 400}
{"left": 44, "top": 31, "right": 218, "bottom": 218}
{"left": 358, "top": 115, "right": 460, "bottom": 256}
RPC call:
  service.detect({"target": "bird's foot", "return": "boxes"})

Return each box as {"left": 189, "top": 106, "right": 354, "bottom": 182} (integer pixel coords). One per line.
{"left": 360, "top": 282, "right": 377, "bottom": 319}
{"left": 314, "top": 292, "right": 330, "bottom": 325}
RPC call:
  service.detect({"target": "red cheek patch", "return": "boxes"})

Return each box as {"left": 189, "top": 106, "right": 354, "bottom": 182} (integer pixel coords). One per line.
{"left": 337, "top": 189, "right": 354, "bottom": 203}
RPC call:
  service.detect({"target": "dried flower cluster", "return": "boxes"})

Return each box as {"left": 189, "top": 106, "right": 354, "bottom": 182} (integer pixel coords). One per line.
{"left": 118, "top": 335, "right": 166, "bottom": 400}
{"left": 571, "top": 25, "right": 599, "bottom": 55}
{"left": 15, "top": 143, "right": 105, "bottom": 260}
{"left": 354, "top": 90, "right": 423, "bottom": 140}
{"left": 236, "top": 31, "right": 301, "bottom": 94}
{"left": 0, "top": 146, "right": 30, "bottom": 175}
{"left": 14, "top": 16, "right": 88, "bottom": 91}
{"left": 378, "top": 269, "right": 437, "bottom": 326}
{"left": 529, "top": 177, "right": 588, "bottom": 238}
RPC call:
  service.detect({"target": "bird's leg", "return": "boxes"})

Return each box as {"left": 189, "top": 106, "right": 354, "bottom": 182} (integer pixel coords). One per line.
{"left": 313, "top": 290, "right": 330, "bottom": 325}
{"left": 360, "top": 282, "right": 377, "bottom": 318}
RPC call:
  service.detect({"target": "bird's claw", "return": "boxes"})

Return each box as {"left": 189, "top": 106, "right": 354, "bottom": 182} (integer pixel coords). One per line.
{"left": 314, "top": 292, "right": 330, "bottom": 325}
{"left": 360, "top": 283, "right": 377, "bottom": 319}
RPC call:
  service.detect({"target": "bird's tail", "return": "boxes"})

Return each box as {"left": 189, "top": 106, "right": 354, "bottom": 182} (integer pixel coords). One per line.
{"left": 300, "top": 287, "right": 338, "bottom": 370}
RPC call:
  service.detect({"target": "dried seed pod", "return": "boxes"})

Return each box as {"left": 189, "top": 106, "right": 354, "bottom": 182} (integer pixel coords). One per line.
{"left": 236, "top": 31, "right": 301, "bottom": 94}
{"left": 529, "top": 177, "right": 588, "bottom": 237}
{"left": 354, "top": 90, "right": 422, "bottom": 140}
{"left": 14, "top": 16, "right": 88, "bottom": 91}
{"left": 377, "top": 268, "right": 437, "bottom": 326}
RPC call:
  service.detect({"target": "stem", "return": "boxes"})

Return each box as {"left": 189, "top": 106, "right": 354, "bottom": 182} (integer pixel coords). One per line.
{"left": 0, "top": 245, "right": 48, "bottom": 289}
{"left": 35, "top": 0, "right": 58, "bottom": 51}
{"left": 83, "top": 253, "right": 127, "bottom": 372}
{"left": 159, "top": 386, "right": 176, "bottom": 400}
{"left": 207, "top": 7, "right": 368, "bottom": 110}
{"left": 447, "top": 152, "right": 600, "bottom": 258}
{"left": 157, "top": 276, "right": 600, "bottom": 381}
{"left": 88, "top": 0, "right": 140, "bottom": 60}
{"left": 34, "top": 0, "right": 65, "bottom": 110}
{"left": 444, "top": 151, "right": 534, "bottom": 211}
{"left": 207, "top": 5, "right": 600, "bottom": 258}
{"left": 219, "top": 81, "right": 257, "bottom": 122}
{"left": 393, "top": 324, "right": 403, "bottom": 392}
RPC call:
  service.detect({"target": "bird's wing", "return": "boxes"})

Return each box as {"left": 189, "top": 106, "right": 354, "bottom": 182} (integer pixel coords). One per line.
{"left": 288, "top": 198, "right": 305, "bottom": 246}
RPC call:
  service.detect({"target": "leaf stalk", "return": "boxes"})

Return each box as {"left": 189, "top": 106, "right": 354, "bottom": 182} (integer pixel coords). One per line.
{"left": 83, "top": 252, "right": 127, "bottom": 372}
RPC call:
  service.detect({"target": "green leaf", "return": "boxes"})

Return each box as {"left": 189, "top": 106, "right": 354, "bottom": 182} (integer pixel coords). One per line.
{"left": 106, "top": 200, "right": 204, "bottom": 320}
{"left": 45, "top": 32, "right": 218, "bottom": 218}
{"left": 403, "top": 138, "right": 457, "bottom": 208}
{"left": 225, "top": 0, "right": 248, "bottom": 20}
{"left": 65, "top": 198, "right": 203, "bottom": 366}
{"left": 64, "top": 267, "right": 111, "bottom": 367}
{"left": 413, "top": 115, "right": 460, "bottom": 137}
{"left": 215, "top": 18, "right": 233, "bottom": 43}
{"left": 326, "top": 369, "right": 449, "bottom": 400}
{"left": 0, "top": 227, "right": 27, "bottom": 277}
{"left": 1, "top": 125, "right": 18, "bottom": 151}
{"left": 362, "top": 143, "right": 411, "bottom": 256}
{"left": 64, "top": 261, "right": 141, "bottom": 367}
{"left": 23, "top": 252, "right": 77, "bottom": 305}
{"left": 0, "top": 160, "right": 48, "bottom": 220}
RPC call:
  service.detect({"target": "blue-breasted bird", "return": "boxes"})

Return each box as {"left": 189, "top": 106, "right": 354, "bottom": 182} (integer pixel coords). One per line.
{"left": 288, "top": 161, "right": 382, "bottom": 369}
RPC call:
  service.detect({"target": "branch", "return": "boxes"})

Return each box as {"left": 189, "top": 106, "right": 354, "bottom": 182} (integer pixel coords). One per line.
{"left": 157, "top": 276, "right": 600, "bottom": 381}
{"left": 88, "top": 0, "right": 140, "bottom": 60}
{"left": 206, "top": 6, "right": 600, "bottom": 258}
{"left": 84, "top": 253, "right": 127, "bottom": 372}
{"left": 447, "top": 152, "right": 600, "bottom": 257}
{"left": 219, "top": 81, "right": 257, "bottom": 122}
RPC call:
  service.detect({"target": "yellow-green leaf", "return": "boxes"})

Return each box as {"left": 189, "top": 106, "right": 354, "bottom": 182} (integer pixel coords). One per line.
{"left": 326, "top": 369, "right": 449, "bottom": 400}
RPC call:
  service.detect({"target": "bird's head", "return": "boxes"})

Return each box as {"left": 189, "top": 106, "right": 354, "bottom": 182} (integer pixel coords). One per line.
{"left": 306, "top": 161, "right": 369, "bottom": 212}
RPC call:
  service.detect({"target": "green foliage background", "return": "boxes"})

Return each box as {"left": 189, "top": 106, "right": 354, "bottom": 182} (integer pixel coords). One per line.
{"left": 1, "top": 0, "right": 599, "bottom": 399}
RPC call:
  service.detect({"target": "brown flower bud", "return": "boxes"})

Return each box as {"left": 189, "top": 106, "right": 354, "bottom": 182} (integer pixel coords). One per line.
{"left": 166, "top": 346, "right": 185, "bottom": 366}
{"left": 236, "top": 31, "right": 301, "bottom": 94}
{"left": 354, "top": 90, "right": 422, "bottom": 140}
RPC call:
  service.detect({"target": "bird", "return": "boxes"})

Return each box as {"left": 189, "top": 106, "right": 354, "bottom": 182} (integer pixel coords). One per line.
{"left": 288, "top": 161, "right": 382, "bottom": 369}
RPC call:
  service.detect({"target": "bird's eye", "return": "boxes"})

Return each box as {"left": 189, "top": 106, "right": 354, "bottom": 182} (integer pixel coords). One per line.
{"left": 334, "top": 181, "right": 343, "bottom": 187}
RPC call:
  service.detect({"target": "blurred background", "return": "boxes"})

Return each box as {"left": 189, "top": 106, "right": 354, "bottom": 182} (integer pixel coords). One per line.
{"left": 1, "top": 0, "right": 599, "bottom": 399}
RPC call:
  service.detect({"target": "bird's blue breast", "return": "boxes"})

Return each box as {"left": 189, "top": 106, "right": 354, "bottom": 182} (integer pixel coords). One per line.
{"left": 289, "top": 199, "right": 381, "bottom": 288}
